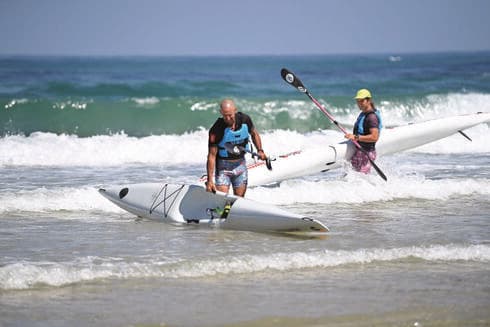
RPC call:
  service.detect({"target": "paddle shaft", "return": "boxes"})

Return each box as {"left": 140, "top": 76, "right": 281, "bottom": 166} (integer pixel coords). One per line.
{"left": 241, "top": 146, "right": 262, "bottom": 158}
{"left": 306, "top": 91, "right": 366, "bottom": 151}
{"left": 242, "top": 147, "right": 274, "bottom": 170}
{"left": 306, "top": 91, "right": 348, "bottom": 135}
{"left": 224, "top": 143, "right": 273, "bottom": 170}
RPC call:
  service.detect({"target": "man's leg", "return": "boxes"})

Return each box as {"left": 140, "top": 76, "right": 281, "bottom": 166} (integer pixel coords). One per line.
{"left": 216, "top": 184, "right": 230, "bottom": 194}
{"left": 233, "top": 185, "right": 247, "bottom": 197}
{"left": 231, "top": 161, "right": 248, "bottom": 197}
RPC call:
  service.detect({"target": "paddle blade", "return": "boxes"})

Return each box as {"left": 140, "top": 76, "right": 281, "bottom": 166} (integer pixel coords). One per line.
{"left": 265, "top": 157, "right": 272, "bottom": 170}
{"left": 281, "top": 68, "right": 307, "bottom": 93}
{"left": 369, "top": 158, "right": 388, "bottom": 181}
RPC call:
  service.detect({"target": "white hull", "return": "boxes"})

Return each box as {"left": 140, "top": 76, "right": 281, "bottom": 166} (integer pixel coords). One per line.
{"left": 376, "top": 112, "right": 490, "bottom": 155}
{"left": 244, "top": 112, "right": 490, "bottom": 186}
{"left": 99, "top": 183, "right": 329, "bottom": 233}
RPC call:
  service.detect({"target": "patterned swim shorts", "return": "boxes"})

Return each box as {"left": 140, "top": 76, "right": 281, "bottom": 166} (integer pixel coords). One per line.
{"left": 215, "top": 159, "right": 248, "bottom": 188}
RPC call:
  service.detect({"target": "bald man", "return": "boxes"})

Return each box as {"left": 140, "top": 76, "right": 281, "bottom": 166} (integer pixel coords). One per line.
{"left": 206, "top": 99, "right": 267, "bottom": 197}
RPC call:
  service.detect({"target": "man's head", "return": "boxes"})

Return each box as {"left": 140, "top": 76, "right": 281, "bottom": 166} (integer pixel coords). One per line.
{"left": 220, "top": 99, "right": 237, "bottom": 127}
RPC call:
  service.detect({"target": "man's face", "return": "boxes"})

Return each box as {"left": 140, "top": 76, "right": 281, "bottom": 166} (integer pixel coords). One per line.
{"left": 220, "top": 105, "right": 236, "bottom": 127}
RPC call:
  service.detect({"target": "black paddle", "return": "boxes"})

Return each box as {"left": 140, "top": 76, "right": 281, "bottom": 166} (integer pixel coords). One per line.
{"left": 281, "top": 68, "right": 387, "bottom": 181}
{"left": 224, "top": 142, "right": 273, "bottom": 170}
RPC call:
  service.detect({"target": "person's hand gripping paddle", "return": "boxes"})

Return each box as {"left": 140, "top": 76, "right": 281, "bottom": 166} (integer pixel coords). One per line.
{"left": 224, "top": 142, "right": 273, "bottom": 170}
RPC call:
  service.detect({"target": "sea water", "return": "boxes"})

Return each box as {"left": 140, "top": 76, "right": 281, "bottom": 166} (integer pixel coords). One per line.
{"left": 1, "top": 53, "right": 489, "bottom": 326}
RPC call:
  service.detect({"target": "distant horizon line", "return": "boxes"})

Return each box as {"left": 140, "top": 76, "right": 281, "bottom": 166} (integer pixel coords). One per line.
{"left": 1, "top": 49, "right": 489, "bottom": 58}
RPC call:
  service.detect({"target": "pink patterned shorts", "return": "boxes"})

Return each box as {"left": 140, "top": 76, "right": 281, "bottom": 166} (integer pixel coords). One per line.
{"left": 351, "top": 150, "right": 377, "bottom": 174}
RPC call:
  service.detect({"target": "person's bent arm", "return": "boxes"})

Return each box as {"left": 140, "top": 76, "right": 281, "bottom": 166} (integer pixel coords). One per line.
{"left": 250, "top": 128, "right": 267, "bottom": 160}
{"left": 345, "top": 127, "right": 379, "bottom": 143}
{"left": 365, "top": 127, "right": 379, "bottom": 143}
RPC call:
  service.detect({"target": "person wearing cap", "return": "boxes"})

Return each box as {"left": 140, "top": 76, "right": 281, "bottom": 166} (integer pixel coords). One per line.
{"left": 344, "top": 89, "right": 382, "bottom": 174}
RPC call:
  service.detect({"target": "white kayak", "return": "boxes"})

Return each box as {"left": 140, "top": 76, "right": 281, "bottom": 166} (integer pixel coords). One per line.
{"left": 242, "top": 112, "right": 490, "bottom": 186}
{"left": 99, "top": 183, "right": 329, "bottom": 233}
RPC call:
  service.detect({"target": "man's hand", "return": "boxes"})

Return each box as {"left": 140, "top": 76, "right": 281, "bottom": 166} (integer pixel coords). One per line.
{"left": 257, "top": 150, "right": 267, "bottom": 161}
{"left": 206, "top": 181, "right": 216, "bottom": 193}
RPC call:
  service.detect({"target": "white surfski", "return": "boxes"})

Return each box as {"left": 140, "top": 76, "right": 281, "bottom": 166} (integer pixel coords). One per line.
{"left": 243, "top": 112, "right": 490, "bottom": 186}
{"left": 99, "top": 183, "right": 329, "bottom": 233}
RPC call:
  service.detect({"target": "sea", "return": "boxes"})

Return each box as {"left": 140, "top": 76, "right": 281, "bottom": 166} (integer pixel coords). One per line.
{"left": 1, "top": 53, "right": 489, "bottom": 327}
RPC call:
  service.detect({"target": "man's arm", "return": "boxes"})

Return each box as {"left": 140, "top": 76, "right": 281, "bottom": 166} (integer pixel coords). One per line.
{"left": 250, "top": 128, "right": 267, "bottom": 160}
{"left": 206, "top": 145, "right": 218, "bottom": 193}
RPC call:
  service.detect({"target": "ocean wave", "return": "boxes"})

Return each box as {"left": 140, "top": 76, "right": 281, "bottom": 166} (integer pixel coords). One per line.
{"left": 1, "top": 174, "right": 488, "bottom": 214}
{"left": 1, "top": 122, "right": 488, "bottom": 168}
{"left": 1, "top": 244, "right": 488, "bottom": 290}
{"left": 0, "top": 131, "right": 210, "bottom": 167}
{"left": 1, "top": 93, "right": 489, "bottom": 136}
{"left": 348, "top": 93, "right": 490, "bottom": 126}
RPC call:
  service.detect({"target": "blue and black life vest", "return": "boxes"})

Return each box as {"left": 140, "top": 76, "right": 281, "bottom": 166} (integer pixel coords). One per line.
{"left": 217, "top": 124, "right": 250, "bottom": 158}
{"left": 353, "top": 109, "right": 383, "bottom": 136}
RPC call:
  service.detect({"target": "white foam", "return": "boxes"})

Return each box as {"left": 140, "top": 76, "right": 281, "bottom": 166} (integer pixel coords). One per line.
{"left": 0, "top": 256, "right": 176, "bottom": 290}
{"left": 0, "top": 186, "right": 122, "bottom": 214}
{"left": 1, "top": 173, "right": 487, "bottom": 214}
{"left": 1, "top": 93, "right": 489, "bottom": 168}
{"left": 1, "top": 244, "right": 488, "bottom": 290}
{"left": 247, "top": 174, "right": 490, "bottom": 205}
{"left": 190, "top": 101, "right": 217, "bottom": 111}
{"left": 261, "top": 100, "right": 315, "bottom": 120}
{"left": 342, "top": 93, "right": 490, "bottom": 127}
{"left": 0, "top": 131, "right": 210, "bottom": 167}
{"left": 3, "top": 124, "right": 487, "bottom": 168}
{"left": 131, "top": 97, "right": 160, "bottom": 106}
{"left": 52, "top": 100, "right": 90, "bottom": 110}
{"left": 0, "top": 130, "right": 341, "bottom": 167}
{"left": 4, "top": 98, "right": 29, "bottom": 109}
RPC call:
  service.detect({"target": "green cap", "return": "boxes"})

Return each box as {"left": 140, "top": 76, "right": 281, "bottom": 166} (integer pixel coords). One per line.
{"left": 354, "top": 89, "right": 372, "bottom": 99}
